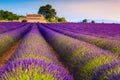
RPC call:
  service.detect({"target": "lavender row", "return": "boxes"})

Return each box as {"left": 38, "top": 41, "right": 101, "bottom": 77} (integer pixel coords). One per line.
{"left": 50, "top": 23, "right": 120, "bottom": 39}
{"left": 0, "top": 23, "right": 31, "bottom": 55}
{"left": 0, "top": 22, "right": 27, "bottom": 34}
{"left": 0, "top": 24, "right": 73, "bottom": 80}
{"left": 42, "top": 23, "right": 120, "bottom": 54}
{"left": 39, "top": 24, "right": 120, "bottom": 80}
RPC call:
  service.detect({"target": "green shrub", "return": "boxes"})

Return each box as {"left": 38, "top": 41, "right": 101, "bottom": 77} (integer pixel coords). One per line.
{"left": 22, "top": 19, "right": 27, "bottom": 22}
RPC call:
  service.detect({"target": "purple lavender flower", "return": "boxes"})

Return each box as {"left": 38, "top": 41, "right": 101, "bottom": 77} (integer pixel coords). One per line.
{"left": 92, "top": 60, "right": 120, "bottom": 80}
{"left": 0, "top": 58, "right": 73, "bottom": 80}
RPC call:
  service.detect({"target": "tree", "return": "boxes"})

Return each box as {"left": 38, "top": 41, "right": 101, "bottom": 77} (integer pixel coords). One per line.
{"left": 91, "top": 20, "right": 95, "bottom": 23}
{"left": 58, "top": 17, "right": 67, "bottom": 22}
{"left": 22, "top": 19, "right": 27, "bottom": 22}
{"left": 38, "top": 4, "right": 57, "bottom": 20}
{"left": 82, "top": 19, "right": 88, "bottom": 23}
{"left": 0, "top": 10, "right": 23, "bottom": 21}
{"left": 38, "top": 4, "right": 67, "bottom": 22}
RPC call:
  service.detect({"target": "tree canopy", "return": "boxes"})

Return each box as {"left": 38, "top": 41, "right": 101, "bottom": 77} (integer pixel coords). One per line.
{"left": 0, "top": 10, "right": 24, "bottom": 21}
{"left": 38, "top": 4, "right": 56, "bottom": 19}
{"left": 91, "top": 20, "right": 95, "bottom": 23}
{"left": 38, "top": 4, "right": 67, "bottom": 22}
{"left": 82, "top": 19, "right": 88, "bottom": 23}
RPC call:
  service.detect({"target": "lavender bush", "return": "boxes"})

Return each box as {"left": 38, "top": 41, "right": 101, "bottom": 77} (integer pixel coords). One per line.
{"left": 0, "top": 58, "right": 73, "bottom": 80}
{"left": 92, "top": 60, "right": 120, "bottom": 80}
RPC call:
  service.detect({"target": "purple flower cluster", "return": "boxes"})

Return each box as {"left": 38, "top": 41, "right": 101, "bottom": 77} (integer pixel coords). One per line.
{"left": 0, "top": 59, "right": 73, "bottom": 80}
{"left": 92, "top": 60, "right": 120, "bottom": 80}
{"left": 38, "top": 23, "right": 120, "bottom": 80}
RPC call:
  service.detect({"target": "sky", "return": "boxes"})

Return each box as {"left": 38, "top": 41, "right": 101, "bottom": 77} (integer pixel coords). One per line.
{"left": 0, "top": 0, "right": 120, "bottom": 23}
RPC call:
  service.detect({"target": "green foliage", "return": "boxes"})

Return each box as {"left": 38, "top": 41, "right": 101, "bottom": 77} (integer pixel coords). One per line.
{"left": 38, "top": 4, "right": 67, "bottom": 22}
{"left": 80, "top": 55, "right": 114, "bottom": 79}
{"left": 8, "top": 64, "right": 55, "bottom": 80}
{"left": 0, "top": 10, "right": 24, "bottom": 21}
{"left": 58, "top": 17, "right": 67, "bottom": 22}
{"left": 22, "top": 19, "right": 27, "bottom": 22}
{"left": 38, "top": 4, "right": 56, "bottom": 20}
{"left": 0, "top": 35, "right": 14, "bottom": 56}
{"left": 91, "top": 20, "right": 95, "bottom": 23}
{"left": 111, "top": 46, "right": 120, "bottom": 54}
{"left": 82, "top": 19, "right": 88, "bottom": 23}
{"left": 48, "top": 17, "right": 58, "bottom": 22}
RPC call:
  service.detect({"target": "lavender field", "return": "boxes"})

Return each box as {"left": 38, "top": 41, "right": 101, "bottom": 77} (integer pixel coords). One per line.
{"left": 0, "top": 22, "right": 120, "bottom": 80}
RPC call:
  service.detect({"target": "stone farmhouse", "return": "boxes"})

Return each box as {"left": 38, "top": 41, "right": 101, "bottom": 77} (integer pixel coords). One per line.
{"left": 19, "top": 14, "right": 47, "bottom": 23}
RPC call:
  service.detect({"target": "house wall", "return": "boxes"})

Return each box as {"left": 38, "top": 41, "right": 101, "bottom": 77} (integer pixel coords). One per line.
{"left": 18, "top": 14, "right": 47, "bottom": 23}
